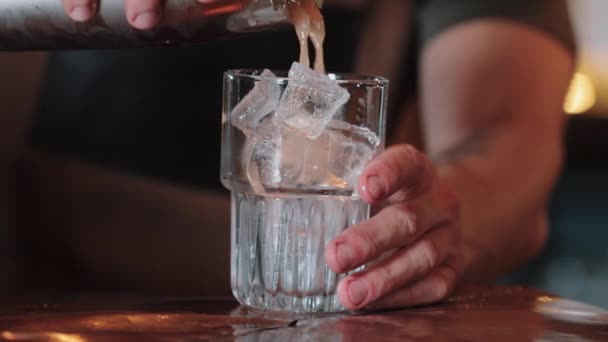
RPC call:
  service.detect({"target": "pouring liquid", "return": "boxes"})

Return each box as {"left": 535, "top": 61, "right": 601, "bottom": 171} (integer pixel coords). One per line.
{"left": 284, "top": 0, "right": 326, "bottom": 73}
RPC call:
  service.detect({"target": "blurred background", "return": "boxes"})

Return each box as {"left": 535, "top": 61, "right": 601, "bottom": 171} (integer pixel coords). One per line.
{"left": 504, "top": 0, "right": 608, "bottom": 307}
{"left": 1, "top": 0, "right": 607, "bottom": 305}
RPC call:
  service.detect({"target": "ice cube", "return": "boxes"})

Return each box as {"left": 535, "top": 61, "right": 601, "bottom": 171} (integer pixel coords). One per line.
{"left": 326, "top": 120, "right": 380, "bottom": 187}
{"left": 231, "top": 69, "right": 281, "bottom": 135}
{"left": 280, "top": 120, "right": 380, "bottom": 190}
{"left": 300, "top": 120, "right": 379, "bottom": 189}
{"left": 245, "top": 119, "right": 281, "bottom": 194}
{"left": 245, "top": 118, "right": 379, "bottom": 194}
{"left": 284, "top": 120, "right": 380, "bottom": 190}
{"left": 273, "top": 62, "right": 350, "bottom": 139}
{"left": 245, "top": 118, "right": 308, "bottom": 193}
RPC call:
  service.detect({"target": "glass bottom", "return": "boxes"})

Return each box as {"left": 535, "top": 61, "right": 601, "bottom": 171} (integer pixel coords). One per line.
{"left": 230, "top": 191, "right": 369, "bottom": 312}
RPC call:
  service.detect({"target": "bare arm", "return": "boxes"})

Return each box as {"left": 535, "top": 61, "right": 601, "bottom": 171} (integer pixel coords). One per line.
{"left": 421, "top": 20, "right": 575, "bottom": 282}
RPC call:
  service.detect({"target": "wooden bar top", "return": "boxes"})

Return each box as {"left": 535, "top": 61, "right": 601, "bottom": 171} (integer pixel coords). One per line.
{"left": 0, "top": 287, "right": 606, "bottom": 341}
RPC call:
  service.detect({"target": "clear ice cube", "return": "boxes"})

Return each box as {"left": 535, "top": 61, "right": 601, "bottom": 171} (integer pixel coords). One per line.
{"left": 273, "top": 62, "right": 350, "bottom": 139}
{"left": 326, "top": 120, "right": 380, "bottom": 188}
{"left": 245, "top": 119, "right": 281, "bottom": 194}
{"left": 231, "top": 69, "right": 281, "bottom": 135}
{"left": 245, "top": 117, "right": 308, "bottom": 193}
{"left": 245, "top": 118, "right": 379, "bottom": 194}
{"left": 298, "top": 120, "right": 379, "bottom": 189}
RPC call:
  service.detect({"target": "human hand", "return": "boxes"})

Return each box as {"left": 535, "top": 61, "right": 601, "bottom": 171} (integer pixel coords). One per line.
{"left": 325, "top": 144, "right": 463, "bottom": 310}
{"left": 62, "top": 0, "right": 219, "bottom": 30}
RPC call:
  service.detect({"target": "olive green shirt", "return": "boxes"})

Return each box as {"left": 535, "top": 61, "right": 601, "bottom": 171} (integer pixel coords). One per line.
{"left": 420, "top": 0, "right": 575, "bottom": 52}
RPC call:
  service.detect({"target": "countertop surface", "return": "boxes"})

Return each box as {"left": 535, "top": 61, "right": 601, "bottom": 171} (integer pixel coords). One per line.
{"left": 0, "top": 286, "right": 606, "bottom": 341}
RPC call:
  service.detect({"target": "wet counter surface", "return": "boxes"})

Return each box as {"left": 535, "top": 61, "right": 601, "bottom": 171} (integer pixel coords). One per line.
{"left": 0, "top": 286, "right": 606, "bottom": 341}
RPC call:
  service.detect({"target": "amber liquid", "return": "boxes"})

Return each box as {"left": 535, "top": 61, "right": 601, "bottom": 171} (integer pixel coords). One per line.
{"left": 284, "top": 0, "right": 326, "bottom": 73}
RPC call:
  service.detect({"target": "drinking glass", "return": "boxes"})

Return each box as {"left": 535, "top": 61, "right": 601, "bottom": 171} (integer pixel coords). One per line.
{"left": 221, "top": 69, "right": 388, "bottom": 312}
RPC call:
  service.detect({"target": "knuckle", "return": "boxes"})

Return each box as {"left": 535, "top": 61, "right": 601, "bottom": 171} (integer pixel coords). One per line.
{"left": 391, "top": 144, "right": 435, "bottom": 194}
{"left": 432, "top": 278, "right": 450, "bottom": 301}
{"left": 445, "top": 260, "right": 462, "bottom": 281}
{"left": 356, "top": 228, "right": 382, "bottom": 258}
{"left": 418, "top": 240, "right": 440, "bottom": 270}
{"left": 377, "top": 266, "right": 397, "bottom": 294}
{"left": 432, "top": 265, "right": 458, "bottom": 301}
{"left": 390, "top": 144, "right": 420, "bottom": 171}
{"left": 393, "top": 144, "right": 420, "bottom": 160}
{"left": 396, "top": 144, "right": 426, "bottom": 171}
{"left": 392, "top": 204, "right": 418, "bottom": 239}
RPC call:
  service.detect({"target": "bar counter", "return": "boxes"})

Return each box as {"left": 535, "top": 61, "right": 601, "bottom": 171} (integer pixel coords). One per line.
{"left": 0, "top": 286, "right": 606, "bottom": 341}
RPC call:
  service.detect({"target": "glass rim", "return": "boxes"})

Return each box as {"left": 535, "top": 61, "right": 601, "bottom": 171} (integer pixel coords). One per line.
{"left": 224, "top": 69, "right": 389, "bottom": 87}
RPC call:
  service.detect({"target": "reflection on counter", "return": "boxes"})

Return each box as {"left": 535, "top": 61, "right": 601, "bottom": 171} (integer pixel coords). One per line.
{"left": 0, "top": 288, "right": 607, "bottom": 341}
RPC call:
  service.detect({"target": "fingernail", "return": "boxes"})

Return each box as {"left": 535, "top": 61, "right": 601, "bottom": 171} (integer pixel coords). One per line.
{"left": 366, "top": 176, "right": 385, "bottom": 200}
{"left": 336, "top": 244, "right": 352, "bottom": 270}
{"left": 70, "top": 4, "right": 94, "bottom": 21}
{"left": 348, "top": 279, "right": 369, "bottom": 306}
{"left": 132, "top": 10, "right": 160, "bottom": 29}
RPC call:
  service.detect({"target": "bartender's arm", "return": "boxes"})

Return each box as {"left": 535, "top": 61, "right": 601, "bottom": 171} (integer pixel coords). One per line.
{"left": 325, "top": 6, "right": 575, "bottom": 309}
{"left": 423, "top": 21, "right": 574, "bottom": 283}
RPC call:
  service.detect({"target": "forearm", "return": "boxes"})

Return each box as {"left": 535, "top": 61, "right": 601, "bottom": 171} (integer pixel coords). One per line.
{"left": 434, "top": 125, "right": 563, "bottom": 282}
{"left": 418, "top": 20, "right": 574, "bottom": 283}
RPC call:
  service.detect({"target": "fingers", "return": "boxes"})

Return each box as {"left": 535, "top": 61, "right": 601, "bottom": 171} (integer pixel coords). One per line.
{"left": 125, "top": 0, "right": 163, "bottom": 30}
{"left": 336, "top": 224, "right": 457, "bottom": 310}
{"left": 368, "top": 257, "right": 463, "bottom": 309}
{"left": 63, "top": 0, "right": 98, "bottom": 22}
{"left": 63, "top": 0, "right": 163, "bottom": 29}
{"left": 325, "top": 197, "right": 450, "bottom": 274}
{"left": 358, "top": 144, "right": 436, "bottom": 205}
{"left": 329, "top": 143, "right": 462, "bottom": 311}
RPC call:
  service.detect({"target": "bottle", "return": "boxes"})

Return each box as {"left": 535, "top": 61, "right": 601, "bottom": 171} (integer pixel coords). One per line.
{"left": 0, "top": 0, "right": 309, "bottom": 50}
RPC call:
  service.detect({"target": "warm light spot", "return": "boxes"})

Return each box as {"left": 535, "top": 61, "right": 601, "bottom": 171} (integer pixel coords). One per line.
{"left": 564, "top": 72, "right": 597, "bottom": 115}
{"left": 1, "top": 331, "right": 85, "bottom": 342}
{"left": 47, "top": 333, "right": 85, "bottom": 342}
{"left": 537, "top": 296, "right": 554, "bottom": 303}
